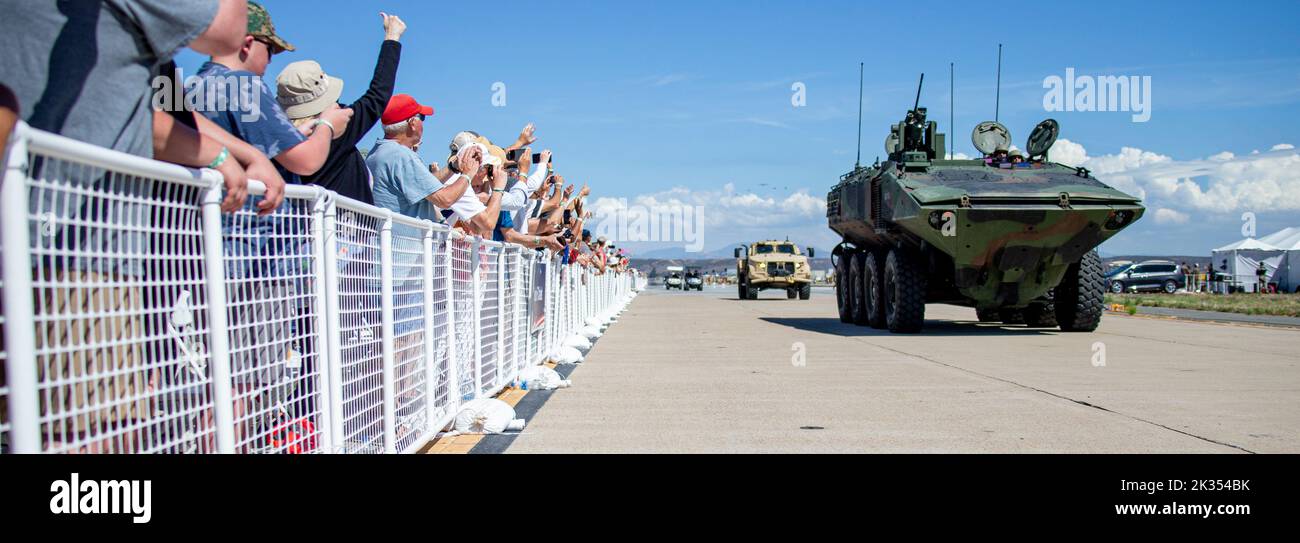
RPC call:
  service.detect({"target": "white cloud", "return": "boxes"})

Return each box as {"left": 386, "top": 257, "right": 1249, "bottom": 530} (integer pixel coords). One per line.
{"left": 1052, "top": 139, "right": 1300, "bottom": 213}
{"left": 1152, "top": 208, "right": 1190, "bottom": 225}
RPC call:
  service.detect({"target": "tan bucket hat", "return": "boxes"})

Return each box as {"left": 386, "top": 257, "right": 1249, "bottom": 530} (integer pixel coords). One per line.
{"left": 275, "top": 60, "right": 345, "bottom": 120}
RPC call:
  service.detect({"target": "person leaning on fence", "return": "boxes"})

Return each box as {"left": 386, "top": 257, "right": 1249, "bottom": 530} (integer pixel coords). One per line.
{"left": 278, "top": 12, "right": 408, "bottom": 205}
{"left": 0, "top": 0, "right": 262, "bottom": 452}
{"left": 367, "top": 95, "right": 504, "bottom": 237}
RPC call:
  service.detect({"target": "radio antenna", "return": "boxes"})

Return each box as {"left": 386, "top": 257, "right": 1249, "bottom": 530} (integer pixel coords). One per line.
{"left": 855, "top": 62, "right": 864, "bottom": 169}
{"left": 995, "top": 44, "right": 1003, "bottom": 123}
{"left": 950, "top": 62, "right": 955, "bottom": 159}
{"left": 913, "top": 73, "right": 925, "bottom": 111}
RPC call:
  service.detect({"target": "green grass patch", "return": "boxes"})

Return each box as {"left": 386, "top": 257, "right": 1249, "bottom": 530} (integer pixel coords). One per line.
{"left": 1105, "top": 293, "right": 1300, "bottom": 318}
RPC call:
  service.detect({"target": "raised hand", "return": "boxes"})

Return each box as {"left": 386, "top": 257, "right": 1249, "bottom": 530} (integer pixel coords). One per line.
{"left": 381, "top": 12, "right": 407, "bottom": 41}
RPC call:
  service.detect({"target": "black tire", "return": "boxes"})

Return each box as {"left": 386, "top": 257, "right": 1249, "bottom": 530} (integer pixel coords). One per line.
{"left": 863, "top": 251, "right": 887, "bottom": 329}
{"left": 798, "top": 282, "right": 811, "bottom": 300}
{"left": 998, "top": 308, "right": 1025, "bottom": 324}
{"left": 738, "top": 280, "right": 747, "bottom": 300}
{"left": 1163, "top": 279, "right": 1178, "bottom": 294}
{"left": 975, "top": 307, "right": 999, "bottom": 322}
{"left": 1109, "top": 280, "right": 1124, "bottom": 294}
{"left": 1056, "top": 250, "right": 1105, "bottom": 332}
{"left": 746, "top": 284, "right": 759, "bottom": 300}
{"left": 835, "top": 257, "right": 852, "bottom": 322}
{"left": 848, "top": 253, "right": 868, "bottom": 325}
{"left": 787, "top": 289, "right": 797, "bottom": 299}
{"left": 883, "top": 249, "right": 926, "bottom": 333}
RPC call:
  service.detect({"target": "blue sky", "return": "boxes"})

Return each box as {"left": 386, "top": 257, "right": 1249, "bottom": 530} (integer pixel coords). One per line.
{"left": 177, "top": 0, "right": 1300, "bottom": 256}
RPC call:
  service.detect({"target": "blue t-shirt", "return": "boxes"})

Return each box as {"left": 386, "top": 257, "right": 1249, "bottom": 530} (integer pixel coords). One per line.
{"left": 492, "top": 209, "right": 514, "bottom": 242}
{"left": 189, "top": 61, "right": 307, "bottom": 183}
{"left": 367, "top": 138, "right": 444, "bottom": 221}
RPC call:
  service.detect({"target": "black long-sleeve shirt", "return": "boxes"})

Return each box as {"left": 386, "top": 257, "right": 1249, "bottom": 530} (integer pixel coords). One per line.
{"left": 301, "top": 40, "right": 401, "bottom": 204}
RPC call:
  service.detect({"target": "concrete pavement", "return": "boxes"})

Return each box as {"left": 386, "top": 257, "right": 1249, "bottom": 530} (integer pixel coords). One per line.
{"left": 505, "top": 286, "right": 1300, "bottom": 453}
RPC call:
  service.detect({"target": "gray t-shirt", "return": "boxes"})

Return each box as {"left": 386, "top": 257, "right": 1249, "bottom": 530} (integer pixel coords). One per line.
{"left": 0, "top": 0, "right": 218, "bottom": 157}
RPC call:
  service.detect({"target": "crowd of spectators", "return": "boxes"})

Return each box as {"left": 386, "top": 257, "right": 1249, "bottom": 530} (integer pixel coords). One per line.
{"left": 0, "top": 0, "right": 630, "bottom": 453}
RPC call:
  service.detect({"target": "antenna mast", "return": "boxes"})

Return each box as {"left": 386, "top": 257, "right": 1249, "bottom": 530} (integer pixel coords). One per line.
{"left": 855, "top": 62, "right": 864, "bottom": 169}
{"left": 995, "top": 44, "right": 1003, "bottom": 123}
{"left": 950, "top": 62, "right": 954, "bottom": 159}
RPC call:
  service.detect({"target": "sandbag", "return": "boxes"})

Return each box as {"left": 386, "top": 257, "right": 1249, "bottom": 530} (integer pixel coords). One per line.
{"left": 555, "top": 346, "right": 585, "bottom": 364}
{"left": 519, "top": 366, "right": 572, "bottom": 390}
{"left": 564, "top": 334, "right": 592, "bottom": 351}
{"left": 453, "top": 399, "right": 525, "bottom": 434}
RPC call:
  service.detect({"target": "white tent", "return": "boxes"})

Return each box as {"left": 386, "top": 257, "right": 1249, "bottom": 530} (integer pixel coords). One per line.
{"left": 1258, "top": 227, "right": 1300, "bottom": 292}
{"left": 1210, "top": 237, "right": 1283, "bottom": 293}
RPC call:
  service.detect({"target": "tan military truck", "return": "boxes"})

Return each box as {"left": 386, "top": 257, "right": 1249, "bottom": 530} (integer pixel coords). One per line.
{"left": 735, "top": 240, "right": 815, "bottom": 300}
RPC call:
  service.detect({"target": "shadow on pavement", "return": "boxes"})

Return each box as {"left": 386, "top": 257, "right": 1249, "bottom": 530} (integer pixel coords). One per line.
{"left": 759, "top": 317, "right": 1058, "bottom": 337}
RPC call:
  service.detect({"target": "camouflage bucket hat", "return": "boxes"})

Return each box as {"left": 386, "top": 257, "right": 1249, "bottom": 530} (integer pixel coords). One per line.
{"left": 248, "top": 1, "right": 295, "bottom": 54}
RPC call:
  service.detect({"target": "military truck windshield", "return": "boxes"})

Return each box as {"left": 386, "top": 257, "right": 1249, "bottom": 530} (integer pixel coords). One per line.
{"left": 755, "top": 244, "right": 797, "bottom": 254}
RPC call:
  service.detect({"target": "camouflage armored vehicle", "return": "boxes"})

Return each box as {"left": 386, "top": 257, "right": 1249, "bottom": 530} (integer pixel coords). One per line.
{"left": 827, "top": 80, "right": 1144, "bottom": 333}
{"left": 735, "top": 240, "right": 815, "bottom": 300}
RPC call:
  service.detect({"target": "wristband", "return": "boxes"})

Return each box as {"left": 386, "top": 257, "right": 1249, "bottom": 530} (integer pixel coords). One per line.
{"left": 207, "top": 146, "right": 230, "bottom": 169}
{"left": 312, "top": 119, "right": 336, "bottom": 138}
{"left": 492, "top": 188, "right": 507, "bottom": 193}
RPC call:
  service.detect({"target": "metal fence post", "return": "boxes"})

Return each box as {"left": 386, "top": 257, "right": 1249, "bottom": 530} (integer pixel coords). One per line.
{"left": 320, "top": 199, "right": 346, "bottom": 453}
{"left": 1, "top": 127, "right": 40, "bottom": 453}
{"left": 496, "top": 247, "right": 507, "bottom": 385}
{"left": 199, "top": 173, "right": 236, "bottom": 454}
{"left": 379, "top": 212, "right": 396, "bottom": 453}
{"left": 442, "top": 234, "right": 461, "bottom": 415}
{"left": 421, "top": 223, "right": 438, "bottom": 432}
{"left": 309, "top": 189, "right": 335, "bottom": 453}
{"left": 471, "top": 238, "right": 483, "bottom": 399}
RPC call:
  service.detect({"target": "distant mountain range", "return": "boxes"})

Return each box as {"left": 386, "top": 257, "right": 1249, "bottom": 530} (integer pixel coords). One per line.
{"left": 633, "top": 241, "right": 831, "bottom": 260}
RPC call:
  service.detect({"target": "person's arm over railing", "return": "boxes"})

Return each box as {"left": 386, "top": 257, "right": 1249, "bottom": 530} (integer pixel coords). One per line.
{"left": 152, "top": 110, "right": 248, "bottom": 213}
{"left": 192, "top": 114, "right": 285, "bottom": 214}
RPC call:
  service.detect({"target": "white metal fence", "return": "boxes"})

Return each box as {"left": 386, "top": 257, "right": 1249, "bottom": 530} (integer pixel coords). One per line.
{"left": 0, "top": 122, "right": 638, "bottom": 454}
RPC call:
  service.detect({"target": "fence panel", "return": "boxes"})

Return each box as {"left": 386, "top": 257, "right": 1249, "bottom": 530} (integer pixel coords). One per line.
{"left": 221, "top": 186, "right": 327, "bottom": 454}
{"left": 332, "top": 203, "right": 386, "bottom": 454}
{"left": 389, "top": 218, "right": 431, "bottom": 453}
{"left": 426, "top": 227, "right": 456, "bottom": 435}
{"left": 14, "top": 134, "right": 217, "bottom": 454}
{"left": 477, "top": 242, "right": 502, "bottom": 395}
{"left": 449, "top": 236, "right": 477, "bottom": 402}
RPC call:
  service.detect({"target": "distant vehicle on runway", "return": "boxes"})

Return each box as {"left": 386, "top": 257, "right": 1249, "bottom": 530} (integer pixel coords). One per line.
{"left": 1105, "top": 260, "right": 1183, "bottom": 294}
{"left": 684, "top": 267, "right": 704, "bottom": 291}
{"left": 664, "top": 266, "right": 684, "bottom": 290}
{"left": 735, "top": 240, "right": 814, "bottom": 300}
{"left": 827, "top": 75, "right": 1144, "bottom": 333}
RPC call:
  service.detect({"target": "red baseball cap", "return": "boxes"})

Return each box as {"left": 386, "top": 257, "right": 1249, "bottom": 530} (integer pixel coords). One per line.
{"left": 381, "top": 94, "right": 434, "bottom": 125}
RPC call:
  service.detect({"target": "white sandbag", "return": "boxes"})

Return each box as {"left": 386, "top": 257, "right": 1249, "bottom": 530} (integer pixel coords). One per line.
{"left": 565, "top": 334, "right": 592, "bottom": 351}
{"left": 581, "top": 325, "right": 602, "bottom": 339}
{"left": 519, "top": 366, "right": 572, "bottom": 390}
{"left": 555, "top": 346, "right": 585, "bottom": 364}
{"left": 585, "top": 317, "right": 604, "bottom": 328}
{"left": 453, "top": 399, "right": 525, "bottom": 434}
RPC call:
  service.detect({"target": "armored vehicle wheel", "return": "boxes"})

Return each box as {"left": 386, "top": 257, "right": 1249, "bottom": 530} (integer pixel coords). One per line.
{"left": 863, "top": 251, "right": 887, "bottom": 329}
{"left": 836, "top": 257, "right": 852, "bottom": 322}
{"left": 787, "top": 289, "right": 797, "bottom": 299}
{"left": 975, "top": 307, "right": 999, "bottom": 322}
{"left": 739, "top": 281, "right": 748, "bottom": 300}
{"left": 746, "top": 285, "right": 760, "bottom": 300}
{"left": 849, "top": 253, "right": 868, "bottom": 325}
{"left": 883, "top": 249, "right": 926, "bottom": 333}
{"left": 998, "top": 308, "right": 1025, "bottom": 324}
{"left": 798, "top": 283, "right": 811, "bottom": 300}
{"left": 1056, "top": 250, "right": 1105, "bottom": 332}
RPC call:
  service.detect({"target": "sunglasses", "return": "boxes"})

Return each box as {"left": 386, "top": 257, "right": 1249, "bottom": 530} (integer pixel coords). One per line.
{"left": 253, "top": 37, "right": 279, "bottom": 57}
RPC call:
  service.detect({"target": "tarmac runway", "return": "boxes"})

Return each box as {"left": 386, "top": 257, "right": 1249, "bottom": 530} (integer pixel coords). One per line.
{"left": 505, "top": 285, "right": 1300, "bottom": 453}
